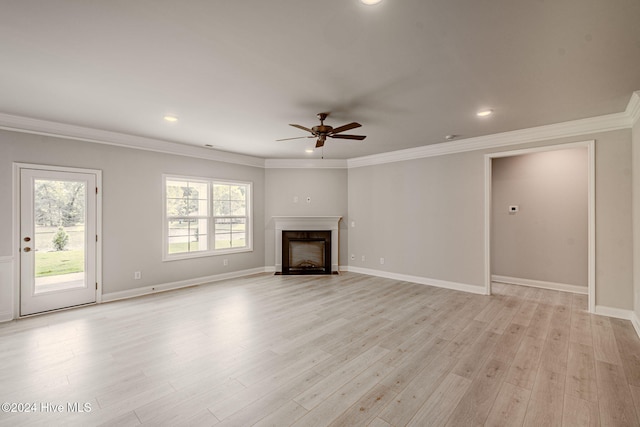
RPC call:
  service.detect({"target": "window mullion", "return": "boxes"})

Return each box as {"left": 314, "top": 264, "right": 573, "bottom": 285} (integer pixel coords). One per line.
{"left": 165, "top": 176, "right": 250, "bottom": 258}
{"left": 209, "top": 181, "right": 214, "bottom": 253}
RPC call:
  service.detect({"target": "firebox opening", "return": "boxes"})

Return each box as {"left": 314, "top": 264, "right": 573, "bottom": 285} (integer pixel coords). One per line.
{"left": 282, "top": 230, "right": 332, "bottom": 275}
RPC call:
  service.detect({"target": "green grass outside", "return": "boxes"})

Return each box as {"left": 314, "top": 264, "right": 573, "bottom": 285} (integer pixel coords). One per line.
{"left": 168, "top": 239, "right": 246, "bottom": 254}
{"left": 35, "top": 250, "right": 84, "bottom": 277}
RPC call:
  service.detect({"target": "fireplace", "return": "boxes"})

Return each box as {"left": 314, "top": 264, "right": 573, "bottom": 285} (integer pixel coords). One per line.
{"left": 272, "top": 216, "right": 341, "bottom": 274}
{"left": 282, "top": 230, "right": 331, "bottom": 275}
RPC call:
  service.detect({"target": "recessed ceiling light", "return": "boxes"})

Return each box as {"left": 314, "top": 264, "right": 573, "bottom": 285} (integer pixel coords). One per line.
{"left": 163, "top": 115, "right": 178, "bottom": 123}
{"left": 361, "top": 0, "right": 382, "bottom": 5}
{"left": 476, "top": 109, "right": 493, "bottom": 117}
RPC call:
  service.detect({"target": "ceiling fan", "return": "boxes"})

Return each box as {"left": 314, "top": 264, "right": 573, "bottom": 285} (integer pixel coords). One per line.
{"left": 277, "top": 112, "right": 366, "bottom": 148}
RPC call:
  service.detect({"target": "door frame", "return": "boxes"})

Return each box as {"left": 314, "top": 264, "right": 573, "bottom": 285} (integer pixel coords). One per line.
{"left": 13, "top": 163, "right": 103, "bottom": 318}
{"left": 483, "top": 140, "right": 595, "bottom": 313}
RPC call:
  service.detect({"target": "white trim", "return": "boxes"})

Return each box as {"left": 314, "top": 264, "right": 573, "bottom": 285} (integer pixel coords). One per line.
{"left": 0, "top": 113, "right": 264, "bottom": 168}
{"left": 484, "top": 141, "right": 596, "bottom": 312}
{"left": 587, "top": 140, "right": 596, "bottom": 313}
{"left": 626, "top": 91, "right": 640, "bottom": 127}
{"left": 0, "top": 256, "right": 14, "bottom": 322}
{"left": 484, "top": 155, "right": 492, "bottom": 296}
{"left": 346, "top": 266, "right": 487, "bottom": 295}
{"left": 492, "top": 275, "right": 588, "bottom": 295}
{"left": 162, "top": 175, "right": 254, "bottom": 261}
{"left": 347, "top": 94, "right": 638, "bottom": 168}
{"left": 631, "top": 312, "right": 640, "bottom": 339}
{"left": 264, "top": 159, "right": 348, "bottom": 169}
{"left": 595, "top": 305, "right": 635, "bottom": 321}
{"left": 1, "top": 93, "right": 638, "bottom": 171}
{"left": 12, "top": 163, "right": 103, "bottom": 317}
{"left": 487, "top": 140, "right": 595, "bottom": 158}
{"left": 102, "top": 267, "right": 267, "bottom": 302}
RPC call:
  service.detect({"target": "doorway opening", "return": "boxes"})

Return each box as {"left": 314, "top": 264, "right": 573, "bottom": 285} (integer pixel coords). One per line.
{"left": 14, "top": 163, "right": 102, "bottom": 317}
{"left": 484, "top": 141, "right": 595, "bottom": 312}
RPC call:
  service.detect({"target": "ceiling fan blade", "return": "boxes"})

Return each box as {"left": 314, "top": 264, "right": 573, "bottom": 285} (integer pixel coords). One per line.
{"left": 276, "top": 136, "right": 314, "bottom": 141}
{"left": 315, "top": 138, "right": 325, "bottom": 148}
{"left": 330, "top": 134, "right": 367, "bottom": 140}
{"left": 330, "top": 122, "right": 361, "bottom": 135}
{"left": 289, "top": 124, "right": 315, "bottom": 134}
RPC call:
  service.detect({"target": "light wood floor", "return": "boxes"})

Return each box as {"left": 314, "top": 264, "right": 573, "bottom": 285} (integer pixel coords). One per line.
{"left": 1, "top": 272, "right": 640, "bottom": 426}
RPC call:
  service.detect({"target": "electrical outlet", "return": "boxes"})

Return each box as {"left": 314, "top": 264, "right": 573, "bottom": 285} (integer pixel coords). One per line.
{"left": 134, "top": 271, "right": 141, "bottom": 280}
{"left": 351, "top": 221, "right": 356, "bottom": 228}
{"left": 351, "top": 254, "right": 355, "bottom": 260}
{"left": 223, "top": 259, "right": 228, "bottom": 266}
{"left": 362, "top": 255, "right": 365, "bottom": 262}
{"left": 293, "top": 196, "right": 298, "bottom": 203}
{"left": 380, "top": 257, "right": 385, "bottom": 265}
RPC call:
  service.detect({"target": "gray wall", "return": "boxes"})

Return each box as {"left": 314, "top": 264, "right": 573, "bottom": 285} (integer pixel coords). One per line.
{"left": 491, "top": 148, "right": 588, "bottom": 287}
{"left": 264, "top": 168, "right": 348, "bottom": 268}
{"left": 595, "top": 131, "right": 634, "bottom": 309}
{"left": 348, "top": 129, "right": 633, "bottom": 310}
{"left": 0, "top": 130, "right": 266, "bottom": 295}
{"left": 348, "top": 152, "right": 485, "bottom": 286}
{"left": 1, "top": 126, "right": 635, "bottom": 313}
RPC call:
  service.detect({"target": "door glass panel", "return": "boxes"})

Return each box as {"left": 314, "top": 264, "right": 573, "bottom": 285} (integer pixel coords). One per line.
{"left": 33, "top": 179, "right": 86, "bottom": 294}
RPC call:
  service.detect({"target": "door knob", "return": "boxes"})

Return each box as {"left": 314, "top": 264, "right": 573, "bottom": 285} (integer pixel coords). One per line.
{"left": 24, "top": 237, "right": 31, "bottom": 242}
{"left": 23, "top": 247, "right": 31, "bottom": 252}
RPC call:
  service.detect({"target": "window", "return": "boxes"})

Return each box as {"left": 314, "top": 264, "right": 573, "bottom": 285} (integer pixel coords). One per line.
{"left": 164, "top": 176, "right": 251, "bottom": 259}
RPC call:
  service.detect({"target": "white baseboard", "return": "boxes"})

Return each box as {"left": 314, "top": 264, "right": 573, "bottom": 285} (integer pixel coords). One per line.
{"left": 594, "top": 305, "right": 635, "bottom": 321}
{"left": 102, "top": 267, "right": 268, "bottom": 302}
{"left": 595, "top": 306, "right": 640, "bottom": 340}
{"left": 346, "top": 266, "right": 487, "bottom": 295}
{"left": 632, "top": 312, "right": 640, "bottom": 339}
{"left": 492, "top": 275, "right": 588, "bottom": 295}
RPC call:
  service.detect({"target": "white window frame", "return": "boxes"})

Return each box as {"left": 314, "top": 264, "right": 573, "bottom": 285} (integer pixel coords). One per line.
{"left": 163, "top": 174, "right": 253, "bottom": 261}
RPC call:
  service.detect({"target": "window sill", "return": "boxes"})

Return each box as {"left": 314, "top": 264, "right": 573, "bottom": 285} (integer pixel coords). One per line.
{"left": 163, "top": 246, "right": 253, "bottom": 262}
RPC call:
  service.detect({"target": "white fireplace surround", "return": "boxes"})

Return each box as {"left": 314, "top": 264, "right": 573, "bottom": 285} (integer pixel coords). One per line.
{"left": 273, "top": 216, "right": 341, "bottom": 273}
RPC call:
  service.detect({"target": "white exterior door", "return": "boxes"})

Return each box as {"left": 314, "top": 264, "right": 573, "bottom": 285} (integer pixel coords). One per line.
{"left": 20, "top": 167, "right": 98, "bottom": 316}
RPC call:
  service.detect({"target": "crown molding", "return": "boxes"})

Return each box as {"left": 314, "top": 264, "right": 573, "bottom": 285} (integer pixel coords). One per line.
{"left": 627, "top": 91, "right": 640, "bottom": 127}
{"left": 348, "top": 92, "right": 639, "bottom": 168}
{"left": 0, "top": 113, "right": 265, "bottom": 168}
{"left": 2, "top": 91, "right": 638, "bottom": 170}
{"left": 264, "top": 158, "right": 347, "bottom": 169}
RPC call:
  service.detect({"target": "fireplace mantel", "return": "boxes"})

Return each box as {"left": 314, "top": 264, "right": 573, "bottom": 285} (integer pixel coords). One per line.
{"left": 273, "top": 216, "right": 341, "bottom": 273}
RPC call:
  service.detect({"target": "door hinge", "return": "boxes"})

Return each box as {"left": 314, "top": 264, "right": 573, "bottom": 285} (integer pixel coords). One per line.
{"left": 96, "top": 282, "right": 98, "bottom": 290}
{"left": 96, "top": 235, "right": 98, "bottom": 242}
{"left": 96, "top": 187, "right": 99, "bottom": 194}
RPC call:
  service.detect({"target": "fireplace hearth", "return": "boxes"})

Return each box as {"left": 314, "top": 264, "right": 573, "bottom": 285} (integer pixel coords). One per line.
{"left": 282, "top": 230, "right": 331, "bottom": 275}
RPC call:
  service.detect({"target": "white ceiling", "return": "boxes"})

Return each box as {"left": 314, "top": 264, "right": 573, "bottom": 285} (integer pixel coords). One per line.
{"left": 1, "top": 0, "right": 639, "bottom": 160}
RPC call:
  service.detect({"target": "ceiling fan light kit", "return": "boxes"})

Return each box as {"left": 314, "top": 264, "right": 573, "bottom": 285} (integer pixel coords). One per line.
{"left": 277, "top": 112, "right": 367, "bottom": 148}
